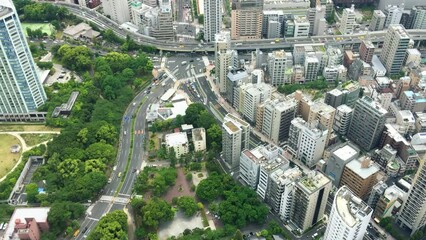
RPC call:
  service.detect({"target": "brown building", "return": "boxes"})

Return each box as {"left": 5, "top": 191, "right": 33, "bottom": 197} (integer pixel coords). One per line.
{"left": 343, "top": 50, "right": 359, "bottom": 68}
{"left": 339, "top": 157, "right": 381, "bottom": 200}
{"left": 359, "top": 40, "right": 375, "bottom": 64}
{"left": 4, "top": 207, "right": 50, "bottom": 240}
{"left": 231, "top": 0, "right": 263, "bottom": 40}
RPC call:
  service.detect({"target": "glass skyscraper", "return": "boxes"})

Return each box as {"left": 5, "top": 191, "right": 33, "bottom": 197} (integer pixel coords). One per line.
{"left": 0, "top": 0, "right": 46, "bottom": 120}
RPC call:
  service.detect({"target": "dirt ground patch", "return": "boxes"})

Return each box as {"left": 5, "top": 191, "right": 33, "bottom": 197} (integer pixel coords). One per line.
{"left": 158, "top": 209, "right": 203, "bottom": 240}
{"left": 191, "top": 170, "right": 208, "bottom": 186}
{"left": 0, "top": 124, "right": 61, "bottom": 132}
{"left": 163, "top": 168, "right": 194, "bottom": 203}
{"left": 20, "top": 133, "right": 57, "bottom": 146}
{"left": 0, "top": 134, "right": 22, "bottom": 179}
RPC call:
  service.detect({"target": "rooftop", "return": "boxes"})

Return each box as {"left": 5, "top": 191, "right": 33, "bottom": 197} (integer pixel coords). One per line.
{"left": 224, "top": 121, "right": 240, "bottom": 133}
{"left": 5, "top": 207, "right": 50, "bottom": 239}
{"left": 192, "top": 128, "right": 205, "bottom": 141}
{"left": 335, "top": 186, "right": 372, "bottom": 228}
{"left": 270, "top": 167, "right": 302, "bottom": 186}
{"left": 0, "top": 1, "right": 13, "bottom": 18}
{"left": 336, "top": 104, "right": 353, "bottom": 113}
{"left": 346, "top": 157, "right": 380, "bottom": 179}
{"left": 224, "top": 113, "right": 250, "bottom": 127}
{"left": 165, "top": 132, "right": 188, "bottom": 147}
{"left": 333, "top": 145, "right": 358, "bottom": 161}
{"left": 298, "top": 171, "right": 330, "bottom": 193}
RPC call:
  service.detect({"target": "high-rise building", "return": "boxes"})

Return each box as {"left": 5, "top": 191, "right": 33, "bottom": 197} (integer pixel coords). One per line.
{"left": 270, "top": 167, "right": 302, "bottom": 216}
{"left": 308, "top": 102, "right": 336, "bottom": 144}
{"left": 325, "top": 142, "right": 360, "bottom": 186}
{"left": 231, "top": 0, "right": 263, "bottom": 40}
{"left": 307, "top": 2, "right": 326, "bottom": 36}
{"left": 380, "top": 25, "right": 411, "bottom": 75}
{"left": 151, "top": 5, "right": 174, "bottom": 40}
{"left": 323, "top": 186, "right": 372, "bottom": 240}
{"left": 325, "top": 82, "right": 361, "bottom": 108}
{"left": 359, "top": 40, "right": 375, "bottom": 64}
{"left": 143, "top": 0, "right": 158, "bottom": 7}
{"left": 339, "top": 157, "right": 381, "bottom": 200}
{"left": 267, "top": 50, "right": 293, "bottom": 86}
{"left": 333, "top": 104, "right": 353, "bottom": 135}
{"left": 367, "top": 181, "right": 388, "bottom": 211}
{"left": 102, "top": 0, "right": 131, "bottom": 24}
{"left": 215, "top": 32, "right": 238, "bottom": 93}
{"left": 225, "top": 68, "right": 250, "bottom": 108}
{"left": 398, "top": 158, "right": 426, "bottom": 235}
{"left": 222, "top": 114, "right": 250, "bottom": 170}
{"left": 238, "top": 83, "right": 273, "bottom": 122}
{"left": 339, "top": 5, "right": 356, "bottom": 35}
{"left": 369, "top": 10, "right": 386, "bottom": 31}
{"left": 262, "top": 10, "right": 284, "bottom": 38}
{"left": 288, "top": 118, "right": 328, "bottom": 168}
{"left": 383, "top": 5, "right": 404, "bottom": 28}
{"left": 204, "top": 0, "right": 222, "bottom": 42}
{"left": 0, "top": 0, "right": 47, "bottom": 122}
{"left": 347, "top": 96, "right": 388, "bottom": 151}
{"left": 290, "top": 171, "right": 331, "bottom": 232}
{"left": 258, "top": 98, "right": 297, "bottom": 144}
{"left": 408, "top": 6, "right": 426, "bottom": 29}
{"left": 304, "top": 55, "right": 319, "bottom": 82}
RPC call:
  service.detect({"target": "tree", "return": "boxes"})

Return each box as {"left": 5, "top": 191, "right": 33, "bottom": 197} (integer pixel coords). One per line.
{"left": 58, "top": 159, "right": 82, "bottom": 180}
{"left": 184, "top": 103, "right": 205, "bottom": 125}
{"left": 177, "top": 196, "right": 198, "bottom": 217}
{"left": 84, "top": 159, "right": 106, "bottom": 173}
{"left": 207, "top": 124, "right": 222, "bottom": 150}
{"left": 85, "top": 142, "right": 116, "bottom": 163}
{"left": 232, "top": 229, "right": 244, "bottom": 240}
{"left": 48, "top": 202, "right": 85, "bottom": 235}
{"left": 141, "top": 198, "right": 174, "bottom": 228}
{"left": 88, "top": 210, "right": 128, "bottom": 240}
{"left": 96, "top": 123, "right": 117, "bottom": 145}
{"left": 57, "top": 45, "right": 93, "bottom": 72}
{"left": 196, "top": 174, "right": 226, "bottom": 202}
{"left": 26, "top": 183, "right": 39, "bottom": 203}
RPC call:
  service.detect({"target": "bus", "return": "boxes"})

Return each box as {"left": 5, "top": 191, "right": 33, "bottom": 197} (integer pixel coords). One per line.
{"left": 73, "top": 229, "right": 80, "bottom": 237}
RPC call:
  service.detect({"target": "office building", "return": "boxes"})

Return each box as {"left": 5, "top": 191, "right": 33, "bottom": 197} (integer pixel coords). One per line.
{"left": 288, "top": 118, "right": 328, "bottom": 168}
{"left": 308, "top": 102, "right": 335, "bottom": 144}
{"left": 143, "top": 0, "right": 157, "bottom": 7}
{"left": 258, "top": 98, "right": 297, "bottom": 144}
{"left": 339, "top": 5, "right": 356, "bottom": 35}
{"left": 408, "top": 6, "right": 426, "bottom": 29}
{"left": 369, "top": 10, "right": 386, "bottom": 31}
{"left": 323, "top": 186, "right": 372, "bottom": 240}
{"left": 102, "top": 0, "right": 131, "bottom": 24}
{"left": 262, "top": 10, "right": 284, "bottom": 38}
{"left": 267, "top": 50, "right": 293, "bottom": 86}
{"left": 270, "top": 167, "right": 302, "bottom": 217}
{"left": 215, "top": 32, "right": 238, "bottom": 93}
{"left": 398, "top": 157, "right": 426, "bottom": 235}
{"left": 383, "top": 5, "right": 404, "bottom": 28}
{"left": 380, "top": 25, "right": 411, "bottom": 75}
{"left": 400, "top": 91, "right": 426, "bottom": 112}
{"left": 165, "top": 132, "right": 189, "bottom": 158}
{"left": 293, "top": 16, "right": 310, "bottom": 37}
{"left": 333, "top": 0, "right": 374, "bottom": 6}
{"left": 222, "top": 114, "right": 250, "bottom": 170}
{"left": 347, "top": 96, "right": 387, "bottom": 151}
{"left": 304, "top": 55, "right": 319, "bottom": 82}
{"left": 322, "top": 65, "right": 347, "bottom": 83}
{"left": 293, "top": 43, "right": 326, "bottom": 65}
{"left": 404, "top": 48, "right": 421, "bottom": 67}
{"left": 290, "top": 171, "right": 331, "bottom": 232}
{"left": 225, "top": 68, "right": 250, "bottom": 107}
{"left": 231, "top": 0, "right": 263, "bottom": 40}
{"left": 325, "top": 81, "right": 361, "bottom": 108}
{"left": 333, "top": 104, "right": 353, "bottom": 136}
{"left": 0, "top": 1, "right": 47, "bottom": 122}
{"left": 307, "top": 3, "right": 326, "bottom": 36}
{"left": 204, "top": 0, "right": 222, "bottom": 42}
{"left": 151, "top": 5, "right": 174, "bottom": 40}
{"left": 238, "top": 83, "right": 273, "bottom": 122}
{"left": 359, "top": 40, "right": 375, "bottom": 64}
{"left": 374, "top": 184, "right": 406, "bottom": 220}
{"left": 339, "top": 157, "right": 381, "bottom": 200}
{"left": 325, "top": 142, "right": 360, "bottom": 186}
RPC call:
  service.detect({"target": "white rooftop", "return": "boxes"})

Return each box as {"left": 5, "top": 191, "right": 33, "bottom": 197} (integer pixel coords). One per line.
{"left": 346, "top": 157, "right": 380, "bottom": 179}
{"left": 161, "top": 89, "right": 176, "bottom": 102}
{"left": 165, "top": 132, "right": 188, "bottom": 147}
{"left": 334, "top": 145, "right": 358, "bottom": 161}
{"left": 335, "top": 186, "right": 371, "bottom": 227}
{"left": 4, "top": 207, "right": 50, "bottom": 240}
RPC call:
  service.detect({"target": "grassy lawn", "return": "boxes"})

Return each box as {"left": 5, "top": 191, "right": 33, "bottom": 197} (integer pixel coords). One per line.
{"left": 21, "top": 23, "right": 54, "bottom": 36}
{"left": 20, "top": 133, "right": 57, "bottom": 147}
{"left": 0, "top": 124, "right": 61, "bottom": 132}
{"left": 0, "top": 134, "right": 22, "bottom": 179}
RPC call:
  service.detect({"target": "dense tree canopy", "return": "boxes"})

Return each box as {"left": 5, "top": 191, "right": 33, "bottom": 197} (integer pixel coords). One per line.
{"left": 47, "top": 202, "right": 85, "bottom": 235}
{"left": 134, "top": 167, "right": 177, "bottom": 196}
{"left": 196, "top": 174, "right": 235, "bottom": 202}
{"left": 176, "top": 196, "right": 199, "bottom": 217}
{"left": 141, "top": 198, "right": 174, "bottom": 228}
{"left": 88, "top": 210, "right": 128, "bottom": 240}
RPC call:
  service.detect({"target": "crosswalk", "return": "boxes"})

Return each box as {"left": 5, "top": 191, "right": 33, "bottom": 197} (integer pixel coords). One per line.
{"left": 99, "top": 195, "right": 130, "bottom": 205}
{"left": 134, "top": 129, "right": 144, "bottom": 135}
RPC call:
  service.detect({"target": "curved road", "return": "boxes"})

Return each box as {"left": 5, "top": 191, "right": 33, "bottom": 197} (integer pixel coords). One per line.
{"left": 76, "top": 83, "right": 166, "bottom": 239}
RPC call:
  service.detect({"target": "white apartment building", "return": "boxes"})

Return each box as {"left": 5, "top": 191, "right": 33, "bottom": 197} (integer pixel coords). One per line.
{"left": 0, "top": 0, "right": 47, "bottom": 121}
{"left": 323, "top": 186, "right": 372, "bottom": 240}
{"left": 238, "top": 83, "right": 273, "bottom": 123}
{"left": 369, "top": 10, "right": 386, "bottom": 31}
{"left": 276, "top": 167, "right": 303, "bottom": 220}
{"left": 192, "top": 128, "right": 206, "bottom": 152}
{"left": 288, "top": 118, "right": 328, "bottom": 168}
{"left": 383, "top": 5, "right": 404, "bottom": 28}
{"left": 222, "top": 114, "right": 250, "bottom": 170}
{"left": 215, "top": 32, "right": 238, "bottom": 93}
{"left": 380, "top": 24, "right": 411, "bottom": 76}
{"left": 258, "top": 98, "right": 297, "bottom": 144}
{"left": 333, "top": 104, "right": 353, "bottom": 135}
{"left": 294, "top": 16, "right": 310, "bottom": 37}
{"left": 165, "top": 132, "right": 189, "bottom": 158}
{"left": 204, "top": 0, "right": 222, "bottom": 42}
{"left": 339, "top": 5, "right": 356, "bottom": 35}
{"left": 102, "top": 0, "right": 131, "bottom": 24}
{"left": 267, "top": 50, "right": 294, "bottom": 86}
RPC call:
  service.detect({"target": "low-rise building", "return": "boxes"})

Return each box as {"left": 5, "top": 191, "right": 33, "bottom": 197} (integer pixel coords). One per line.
{"left": 325, "top": 142, "right": 360, "bottom": 186}
{"left": 165, "top": 132, "right": 189, "bottom": 158}
{"left": 63, "top": 23, "right": 100, "bottom": 40}
{"left": 192, "top": 128, "right": 206, "bottom": 152}
{"left": 4, "top": 207, "right": 50, "bottom": 240}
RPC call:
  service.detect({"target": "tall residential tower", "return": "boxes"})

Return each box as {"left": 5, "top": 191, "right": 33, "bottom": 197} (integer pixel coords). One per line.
{"left": 204, "top": 0, "right": 222, "bottom": 42}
